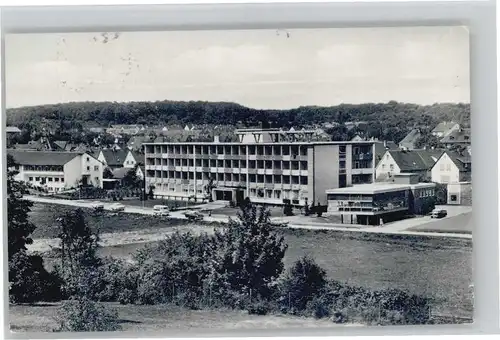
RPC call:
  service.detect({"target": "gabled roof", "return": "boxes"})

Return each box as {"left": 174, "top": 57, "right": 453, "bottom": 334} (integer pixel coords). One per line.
{"left": 436, "top": 151, "right": 472, "bottom": 172}
{"left": 99, "top": 149, "right": 129, "bottom": 167}
{"left": 440, "top": 128, "right": 471, "bottom": 144}
{"left": 387, "top": 149, "right": 445, "bottom": 172}
{"left": 53, "top": 140, "right": 69, "bottom": 150}
{"left": 7, "top": 149, "right": 86, "bottom": 166}
{"left": 399, "top": 129, "right": 421, "bottom": 146}
{"left": 432, "top": 121, "right": 459, "bottom": 133}
{"left": 131, "top": 151, "right": 144, "bottom": 164}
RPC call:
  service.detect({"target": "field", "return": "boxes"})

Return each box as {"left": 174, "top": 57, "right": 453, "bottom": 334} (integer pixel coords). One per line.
{"left": 15, "top": 202, "right": 473, "bottom": 331}
{"left": 10, "top": 303, "right": 350, "bottom": 333}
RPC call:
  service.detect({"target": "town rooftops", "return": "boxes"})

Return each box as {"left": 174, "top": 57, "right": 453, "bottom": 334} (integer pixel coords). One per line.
{"left": 7, "top": 149, "right": 87, "bottom": 166}
{"left": 432, "top": 121, "right": 458, "bottom": 133}
{"left": 326, "top": 182, "right": 436, "bottom": 195}
{"left": 388, "top": 149, "right": 444, "bottom": 172}
{"left": 112, "top": 167, "right": 130, "bottom": 179}
{"left": 440, "top": 128, "right": 471, "bottom": 144}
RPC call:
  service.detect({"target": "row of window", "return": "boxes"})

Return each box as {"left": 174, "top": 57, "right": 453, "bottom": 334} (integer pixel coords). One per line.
{"left": 147, "top": 158, "right": 309, "bottom": 170}
{"left": 28, "top": 176, "right": 64, "bottom": 183}
{"left": 147, "top": 170, "right": 309, "bottom": 185}
{"left": 146, "top": 144, "right": 310, "bottom": 156}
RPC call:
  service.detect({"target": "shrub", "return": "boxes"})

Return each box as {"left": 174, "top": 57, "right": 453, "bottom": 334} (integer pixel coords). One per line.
{"left": 55, "top": 298, "right": 121, "bottom": 332}
{"left": 9, "top": 251, "right": 62, "bottom": 303}
{"left": 247, "top": 300, "right": 272, "bottom": 315}
{"left": 279, "top": 255, "right": 327, "bottom": 314}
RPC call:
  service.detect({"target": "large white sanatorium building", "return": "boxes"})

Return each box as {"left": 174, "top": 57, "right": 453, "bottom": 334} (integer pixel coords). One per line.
{"left": 144, "top": 129, "right": 378, "bottom": 206}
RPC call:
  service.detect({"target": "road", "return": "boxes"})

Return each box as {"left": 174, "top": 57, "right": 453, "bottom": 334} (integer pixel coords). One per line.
{"left": 24, "top": 196, "right": 472, "bottom": 240}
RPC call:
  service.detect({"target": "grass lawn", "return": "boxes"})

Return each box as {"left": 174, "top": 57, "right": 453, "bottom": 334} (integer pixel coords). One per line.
{"left": 29, "top": 203, "right": 210, "bottom": 239}
{"left": 10, "top": 303, "right": 347, "bottom": 333}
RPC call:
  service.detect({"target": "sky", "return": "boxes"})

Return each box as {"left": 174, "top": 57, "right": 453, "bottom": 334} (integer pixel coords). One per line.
{"left": 5, "top": 26, "right": 470, "bottom": 110}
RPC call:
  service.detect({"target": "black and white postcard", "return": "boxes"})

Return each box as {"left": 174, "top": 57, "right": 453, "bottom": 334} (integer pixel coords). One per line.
{"left": 5, "top": 27, "right": 472, "bottom": 333}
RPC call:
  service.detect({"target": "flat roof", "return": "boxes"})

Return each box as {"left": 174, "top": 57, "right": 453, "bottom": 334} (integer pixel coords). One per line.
{"left": 326, "top": 182, "right": 436, "bottom": 195}
{"left": 326, "top": 183, "right": 411, "bottom": 195}
{"left": 144, "top": 141, "right": 376, "bottom": 146}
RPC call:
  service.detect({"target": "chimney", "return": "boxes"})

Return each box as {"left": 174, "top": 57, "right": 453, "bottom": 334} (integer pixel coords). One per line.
{"left": 383, "top": 140, "right": 387, "bottom": 148}
{"left": 214, "top": 135, "right": 220, "bottom": 143}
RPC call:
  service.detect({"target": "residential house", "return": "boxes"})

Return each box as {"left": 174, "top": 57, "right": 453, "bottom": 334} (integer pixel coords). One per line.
{"left": 7, "top": 149, "right": 104, "bottom": 191}
{"left": 440, "top": 128, "right": 471, "bottom": 149}
{"left": 127, "top": 135, "right": 154, "bottom": 152}
{"left": 398, "top": 129, "right": 422, "bottom": 150}
{"left": 431, "top": 151, "right": 472, "bottom": 184}
{"left": 431, "top": 122, "right": 461, "bottom": 138}
{"left": 447, "top": 182, "right": 472, "bottom": 206}
{"left": 375, "top": 149, "right": 444, "bottom": 181}
{"left": 97, "top": 149, "right": 130, "bottom": 170}
{"left": 97, "top": 149, "right": 143, "bottom": 170}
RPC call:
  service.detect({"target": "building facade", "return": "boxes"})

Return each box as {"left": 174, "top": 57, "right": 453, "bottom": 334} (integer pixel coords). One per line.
{"left": 431, "top": 151, "right": 472, "bottom": 184}
{"left": 144, "top": 129, "right": 376, "bottom": 205}
{"left": 8, "top": 150, "right": 104, "bottom": 192}
{"left": 326, "top": 174, "right": 436, "bottom": 225}
{"left": 375, "top": 149, "right": 444, "bottom": 181}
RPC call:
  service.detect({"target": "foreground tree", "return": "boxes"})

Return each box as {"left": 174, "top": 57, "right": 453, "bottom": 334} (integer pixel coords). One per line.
{"left": 209, "top": 203, "right": 288, "bottom": 304}
{"left": 7, "top": 154, "right": 36, "bottom": 260}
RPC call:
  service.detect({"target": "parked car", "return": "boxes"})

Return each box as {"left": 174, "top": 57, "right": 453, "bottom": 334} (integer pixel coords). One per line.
{"left": 184, "top": 210, "right": 204, "bottom": 222}
{"left": 153, "top": 205, "right": 170, "bottom": 216}
{"left": 90, "top": 201, "right": 105, "bottom": 210}
{"left": 109, "top": 203, "right": 125, "bottom": 212}
{"left": 431, "top": 209, "right": 447, "bottom": 219}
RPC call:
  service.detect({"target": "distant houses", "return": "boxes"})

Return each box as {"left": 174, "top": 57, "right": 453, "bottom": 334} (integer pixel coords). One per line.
{"left": 440, "top": 127, "right": 471, "bottom": 149}
{"left": 431, "top": 121, "right": 460, "bottom": 138}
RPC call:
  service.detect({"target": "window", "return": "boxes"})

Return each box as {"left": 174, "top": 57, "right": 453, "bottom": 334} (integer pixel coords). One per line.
{"left": 48, "top": 178, "right": 53, "bottom": 182}
{"left": 450, "top": 194, "right": 458, "bottom": 202}
{"left": 382, "top": 164, "right": 385, "bottom": 170}
{"left": 274, "top": 190, "right": 281, "bottom": 199}
{"left": 95, "top": 177, "right": 99, "bottom": 182}
{"left": 87, "top": 166, "right": 90, "bottom": 171}
{"left": 440, "top": 163, "right": 445, "bottom": 171}
{"left": 35, "top": 177, "right": 40, "bottom": 181}
{"left": 339, "top": 161, "right": 346, "bottom": 169}
{"left": 389, "top": 164, "right": 394, "bottom": 171}
{"left": 61, "top": 178, "right": 64, "bottom": 183}
{"left": 446, "top": 164, "right": 451, "bottom": 171}
{"left": 55, "top": 178, "right": 60, "bottom": 182}
{"left": 29, "top": 177, "right": 33, "bottom": 181}
{"left": 94, "top": 166, "right": 99, "bottom": 171}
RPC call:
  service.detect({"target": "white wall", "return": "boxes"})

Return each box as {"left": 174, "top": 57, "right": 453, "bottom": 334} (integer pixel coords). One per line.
{"left": 123, "top": 151, "right": 138, "bottom": 168}
{"left": 375, "top": 151, "right": 401, "bottom": 180}
{"left": 431, "top": 153, "right": 460, "bottom": 184}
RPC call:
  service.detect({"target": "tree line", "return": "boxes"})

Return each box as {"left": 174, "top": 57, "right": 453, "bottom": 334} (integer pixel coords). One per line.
{"left": 7, "top": 100, "right": 470, "bottom": 143}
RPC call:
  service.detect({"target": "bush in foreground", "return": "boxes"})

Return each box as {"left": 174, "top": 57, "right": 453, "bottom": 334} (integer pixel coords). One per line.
{"left": 55, "top": 298, "right": 121, "bottom": 332}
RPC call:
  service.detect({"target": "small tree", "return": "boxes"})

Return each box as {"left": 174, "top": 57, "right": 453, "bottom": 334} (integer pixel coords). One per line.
{"left": 148, "top": 184, "right": 155, "bottom": 200}
{"left": 56, "top": 209, "right": 101, "bottom": 299}
{"left": 209, "top": 204, "right": 288, "bottom": 303}
{"left": 122, "top": 166, "right": 141, "bottom": 189}
{"left": 55, "top": 297, "right": 121, "bottom": 332}
{"left": 7, "top": 154, "right": 36, "bottom": 260}
{"left": 316, "top": 202, "right": 323, "bottom": 217}
{"left": 103, "top": 167, "right": 114, "bottom": 179}
{"left": 283, "top": 202, "right": 294, "bottom": 216}
{"left": 204, "top": 178, "right": 216, "bottom": 202}
{"left": 279, "top": 255, "right": 327, "bottom": 313}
